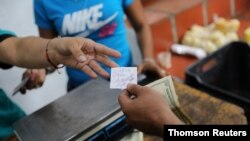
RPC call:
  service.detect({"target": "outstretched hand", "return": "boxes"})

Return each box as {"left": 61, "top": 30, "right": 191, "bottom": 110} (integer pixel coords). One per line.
{"left": 49, "top": 37, "right": 121, "bottom": 78}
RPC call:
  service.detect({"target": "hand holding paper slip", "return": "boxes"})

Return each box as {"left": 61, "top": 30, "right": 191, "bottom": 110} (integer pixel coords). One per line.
{"left": 110, "top": 68, "right": 191, "bottom": 124}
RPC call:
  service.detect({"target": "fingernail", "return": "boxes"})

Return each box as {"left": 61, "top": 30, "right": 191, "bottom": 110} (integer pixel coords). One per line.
{"left": 78, "top": 55, "right": 87, "bottom": 62}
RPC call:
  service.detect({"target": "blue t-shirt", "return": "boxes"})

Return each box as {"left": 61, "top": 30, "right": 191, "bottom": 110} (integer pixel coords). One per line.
{"left": 34, "top": 0, "right": 134, "bottom": 88}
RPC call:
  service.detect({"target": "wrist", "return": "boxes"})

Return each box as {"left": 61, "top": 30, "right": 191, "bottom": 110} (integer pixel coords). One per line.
{"left": 48, "top": 39, "right": 60, "bottom": 66}
{"left": 155, "top": 110, "right": 183, "bottom": 136}
{"left": 143, "top": 58, "right": 155, "bottom": 64}
{"left": 45, "top": 67, "right": 56, "bottom": 74}
{"left": 45, "top": 38, "right": 64, "bottom": 73}
{"left": 162, "top": 111, "right": 184, "bottom": 125}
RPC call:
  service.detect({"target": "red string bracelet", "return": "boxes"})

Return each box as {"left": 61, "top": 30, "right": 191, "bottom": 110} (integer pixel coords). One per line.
{"left": 45, "top": 39, "right": 64, "bottom": 74}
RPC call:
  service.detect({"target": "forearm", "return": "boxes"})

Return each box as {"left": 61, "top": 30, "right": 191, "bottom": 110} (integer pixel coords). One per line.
{"left": 157, "top": 112, "right": 184, "bottom": 136}
{"left": 0, "top": 36, "right": 51, "bottom": 68}
{"left": 125, "top": 0, "right": 154, "bottom": 59}
{"left": 136, "top": 24, "right": 154, "bottom": 59}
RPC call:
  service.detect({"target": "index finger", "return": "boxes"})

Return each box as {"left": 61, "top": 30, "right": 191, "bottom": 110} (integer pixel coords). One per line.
{"left": 94, "top": 43, "right": 121, "bottom": 58}
{"left": 126, "top": 84, "right": 145, "bottom": 97}
{"left": 118, "top": 90, "right": 132, "bottom": 110}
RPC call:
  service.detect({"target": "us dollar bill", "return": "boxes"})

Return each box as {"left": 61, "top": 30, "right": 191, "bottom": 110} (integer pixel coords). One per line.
{"left": 146, "top": 76, "right": 192, "bottom": 124}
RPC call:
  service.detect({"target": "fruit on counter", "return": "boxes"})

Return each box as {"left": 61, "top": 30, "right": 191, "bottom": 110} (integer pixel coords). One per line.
{"left": 200, "top": 40, "right": 217, "bottom": 53}
{"left": 226, "top": 32, "right": 239, "bottom": 41}
{"left": 244, "top": 27, "right": 250, "bottom": 44}
{"left": 215, "top": 18, "right": 240, "bottom": 33}
{"left": 182, "top": 18, "right": 240, "bottom": 54}
{"left": 208, "top": 30, "right": 227, "bottom": 47}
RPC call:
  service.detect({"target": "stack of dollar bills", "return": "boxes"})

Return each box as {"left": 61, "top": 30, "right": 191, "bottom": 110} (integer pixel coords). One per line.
{"left": 146, "top": 76, "right": 192, "bottom": 124}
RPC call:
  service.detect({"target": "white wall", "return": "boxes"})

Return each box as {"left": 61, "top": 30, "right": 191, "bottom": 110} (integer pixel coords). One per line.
{"left": 0, "top": 0, "right": 68, "bottom": 114}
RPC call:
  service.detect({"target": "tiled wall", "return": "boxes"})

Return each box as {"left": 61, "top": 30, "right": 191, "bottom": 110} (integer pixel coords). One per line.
{"left": 142, "top": 0, "right": 250, "bottom": 45}
{"left": 134, "top": 0, "right": 250, "bottom": 79}
{"left": 206, "top": 0, "right": 231, "bottom": 23}
{"left": 235, "top": 0, "right": 249, "bottom": 15}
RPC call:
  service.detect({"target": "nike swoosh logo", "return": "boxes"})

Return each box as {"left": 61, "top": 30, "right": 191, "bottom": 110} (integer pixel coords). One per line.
{"left": 74, "top": 12, "right": 118, "bottom": 37}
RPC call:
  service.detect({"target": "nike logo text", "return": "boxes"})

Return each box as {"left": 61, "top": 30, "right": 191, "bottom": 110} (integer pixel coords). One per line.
{"left": 62, "top": 4, "right": 117, "bottom": 37}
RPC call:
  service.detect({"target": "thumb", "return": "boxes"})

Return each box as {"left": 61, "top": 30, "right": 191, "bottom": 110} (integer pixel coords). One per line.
{"left": 118, "top": 90, "right": 132, "bottom": 109}
{"left": 126, "top": 84, "right": 144, "bottom": 97}
{"left": 137, "top": 64, "right": 144, "bottom": 75}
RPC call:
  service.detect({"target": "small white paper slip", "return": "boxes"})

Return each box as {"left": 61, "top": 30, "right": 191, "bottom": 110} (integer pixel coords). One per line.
{"left": 110, "top": 67, "right": 137, "bottom": 89}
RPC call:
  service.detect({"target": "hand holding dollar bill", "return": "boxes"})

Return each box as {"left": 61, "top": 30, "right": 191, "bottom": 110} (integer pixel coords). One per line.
{"left": 146, "top": 76, "right": 192, "bottom": 124}
{"left": 110, "top": 67, "right": 191, "bottom": 124}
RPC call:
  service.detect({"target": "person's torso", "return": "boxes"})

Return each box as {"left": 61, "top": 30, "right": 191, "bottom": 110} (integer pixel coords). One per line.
{"left": 39, "top": 0, "right": 133, "bottom": 85}
{"left": 42, "top": 0, "right": 130, "bottom": 51}
{"left": 0, "top": 89, "right": 25, "bottom": 140}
